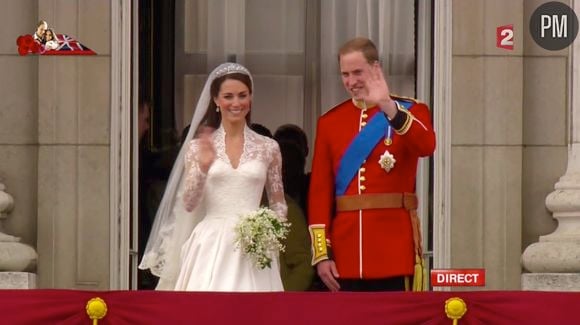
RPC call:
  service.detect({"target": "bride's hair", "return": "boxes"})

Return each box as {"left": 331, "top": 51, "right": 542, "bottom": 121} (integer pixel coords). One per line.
{"left": 199, "top": 73, "right": 253, "bottom": 130}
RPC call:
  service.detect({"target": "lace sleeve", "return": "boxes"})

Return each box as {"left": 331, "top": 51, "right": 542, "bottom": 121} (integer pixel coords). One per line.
{"left": 265, "top": 140, "right": 288, "bottom": 220}
{"left": 183, "top": 139, "right": 208, "bottom": 212}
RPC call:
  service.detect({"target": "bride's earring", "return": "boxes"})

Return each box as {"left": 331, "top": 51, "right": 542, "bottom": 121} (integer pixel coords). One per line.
{"left": 216, "top": 105, "right": 220, "bottom": 113}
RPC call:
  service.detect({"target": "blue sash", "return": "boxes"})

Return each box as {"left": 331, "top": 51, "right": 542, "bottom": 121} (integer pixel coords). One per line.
{"left": 334, "top": 100, "right": 412, "bottom": 196}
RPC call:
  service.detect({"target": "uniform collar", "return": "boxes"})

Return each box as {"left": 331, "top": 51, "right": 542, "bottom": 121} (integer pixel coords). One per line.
{"left": 351, "top": 98, "right": 377, "bottom": 110}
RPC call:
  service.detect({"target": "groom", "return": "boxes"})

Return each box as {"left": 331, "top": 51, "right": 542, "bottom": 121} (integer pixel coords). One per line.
{"left": 308, "top": 37, "right": 436, "bottom": 292}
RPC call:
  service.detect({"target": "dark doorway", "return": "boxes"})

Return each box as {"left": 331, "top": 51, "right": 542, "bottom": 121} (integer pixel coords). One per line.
{"left": 137, "top": 0, "right": 179, "bottom": 290}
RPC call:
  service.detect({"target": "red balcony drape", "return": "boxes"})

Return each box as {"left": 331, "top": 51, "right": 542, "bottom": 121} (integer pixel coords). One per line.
{"left": 1, "top": 289, "right": 577, "bottom": 324}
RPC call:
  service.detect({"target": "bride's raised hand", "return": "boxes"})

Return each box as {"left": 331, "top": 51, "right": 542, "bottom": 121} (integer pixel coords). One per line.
{"left": 196, "top": 126, "right": 216, "bottom": 173}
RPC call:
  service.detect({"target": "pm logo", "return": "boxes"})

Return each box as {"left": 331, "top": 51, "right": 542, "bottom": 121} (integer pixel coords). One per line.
{"left": 497, "top": 24, "right": 514, "bottom": 50}
{"left": 530, "top": 1, "right": 579, "bottom": 50}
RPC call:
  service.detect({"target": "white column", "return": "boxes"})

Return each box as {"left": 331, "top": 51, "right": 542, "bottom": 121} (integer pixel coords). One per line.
{"left": 521, "top": 0, "right": 580, "bottom": 291}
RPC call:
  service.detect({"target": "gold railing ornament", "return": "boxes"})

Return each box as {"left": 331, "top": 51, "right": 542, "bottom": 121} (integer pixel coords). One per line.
{"left": 86, "top": 297, "right": 108, "bottom": 325}
{"left": 445, "top": 297, "right": 467, "bottom": 325}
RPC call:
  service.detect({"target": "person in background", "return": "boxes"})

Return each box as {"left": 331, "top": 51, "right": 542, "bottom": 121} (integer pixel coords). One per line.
{"left": 274, "top": 124, "right": 310, "bottom": 218}
{"left": 250, "top": 123, "right": 314, "bottom": 291}
{"left": 250, "top": 123, "right": 273, "bottom": 138}
{"left": 274, "top": 124, "right": 309, "bottom": 160}
{"left": 137, "top": 100, "right": 162, "bottom": 290}
{"left": 277, "top": 141, "right": 314, "bottom": 290}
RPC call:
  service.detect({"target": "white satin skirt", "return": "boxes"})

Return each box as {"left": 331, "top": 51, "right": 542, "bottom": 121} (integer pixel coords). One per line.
{"left": 174, "top": 215, "right": 284, "bottom": 292}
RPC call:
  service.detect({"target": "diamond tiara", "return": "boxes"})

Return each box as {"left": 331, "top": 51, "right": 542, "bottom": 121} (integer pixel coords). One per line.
{"left": 213, "top": 63, "right": 250, "bottom": 78}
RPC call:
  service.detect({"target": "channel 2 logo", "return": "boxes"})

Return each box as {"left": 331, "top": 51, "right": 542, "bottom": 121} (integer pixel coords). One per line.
{"left": 497, "top": 25, "right": 514, "bottom": 50}
{"left": 497, "top": 1, "right": 579, "bottom": 51}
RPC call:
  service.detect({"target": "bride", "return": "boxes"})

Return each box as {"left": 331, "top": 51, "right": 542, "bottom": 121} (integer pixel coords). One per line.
{"left": 139, "top": 63, "right": 287, "bottom": 291}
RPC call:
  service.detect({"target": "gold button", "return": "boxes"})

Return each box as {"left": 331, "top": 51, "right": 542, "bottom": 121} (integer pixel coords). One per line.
{"left": 361, "top": 122, "right": 367, "bottom": 127}
{"left": 362, "top": 113, "right": 368, "bottom": 118}
{"left": 359, "top": 176, "right": 366, "bottom": 181}
{"left": 360, "top": 185, "right": 366, "bottom": 191}
{"left": 360, "top": 167, "right": 366, "bottom": 173}
{"left": 316, "top": 234, "right": 322, "bottom": 238}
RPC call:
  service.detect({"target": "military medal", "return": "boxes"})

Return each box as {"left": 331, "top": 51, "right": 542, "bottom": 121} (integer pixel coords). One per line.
{"left": 378, "top": 150, "right": 396, "bottom": 172}
{"left": 384, "top": 125, "right": 392, "bottom": 146}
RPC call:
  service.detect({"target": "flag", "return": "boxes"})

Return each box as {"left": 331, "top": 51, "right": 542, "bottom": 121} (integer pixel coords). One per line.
{"left": 43, "top": 34, "right": 96, "bottom": 55}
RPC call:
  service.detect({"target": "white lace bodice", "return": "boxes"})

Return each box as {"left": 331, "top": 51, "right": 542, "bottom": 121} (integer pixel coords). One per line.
{"left": 183, "top": 125, "right": 287, "bottom": 220}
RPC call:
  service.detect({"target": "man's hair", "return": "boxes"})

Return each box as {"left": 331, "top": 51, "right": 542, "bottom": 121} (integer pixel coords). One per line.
{"left": 338, "top": 37, "right": 379, "bottom": 64}
{"left": 37, "top": 20, "right": 47, "bottom": 28}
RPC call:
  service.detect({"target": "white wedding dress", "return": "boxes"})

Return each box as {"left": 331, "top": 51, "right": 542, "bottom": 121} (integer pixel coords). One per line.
{"left": 173, "top": 125, "right": 287, "bottom": 291}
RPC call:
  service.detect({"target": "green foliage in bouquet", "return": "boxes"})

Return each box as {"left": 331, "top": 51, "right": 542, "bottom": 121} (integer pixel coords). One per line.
{"left": 234, "top": 207, "right": 291, "bottom": 269}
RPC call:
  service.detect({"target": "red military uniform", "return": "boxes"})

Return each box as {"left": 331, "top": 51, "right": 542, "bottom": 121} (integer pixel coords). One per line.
{"left": 308, "top": 95, "right": 435, "bottom": 279}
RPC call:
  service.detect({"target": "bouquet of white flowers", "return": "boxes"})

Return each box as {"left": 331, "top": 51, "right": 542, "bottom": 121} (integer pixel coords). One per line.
{"left": 234, "top": 207, "right": 291, "bottom": 269}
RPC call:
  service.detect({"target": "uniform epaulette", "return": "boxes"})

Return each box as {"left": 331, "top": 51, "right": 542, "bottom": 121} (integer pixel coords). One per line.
{"left": 390, "top": 93, "right": 422, "bottom": 104}
{"left": 390, "top": 94, "right": 423, "bottom": 111}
